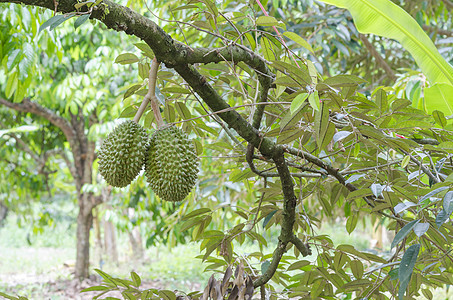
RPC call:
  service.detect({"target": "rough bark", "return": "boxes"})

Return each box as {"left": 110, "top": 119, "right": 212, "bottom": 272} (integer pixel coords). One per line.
{"left": 75, "top": 197, "right": 93, "bottom": 279}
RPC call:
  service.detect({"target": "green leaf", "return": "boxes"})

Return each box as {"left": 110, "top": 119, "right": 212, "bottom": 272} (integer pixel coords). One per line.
{"left": 200, "top": 0, "right": 218, "bottom": 18}
{"left": 435, "top": 210, "right": 448, "bottom": 228}
{"left": 424, "top": 83, "right": 453, "bottom": 115}
{"left": 345, "top": 213, "right": 358, "bottom": 234}
{"left": 229, "top": 169, "right": 255, "bottom": 182}
{"left": 74, "top": 14, "right": 91, "bottom": 29}
{"left": 119, "top": 105, "right": 138, "bottom": 118}
{"left": 262, "top": 210, "right": 277, "bottom": 228}
{"left": 5, "top": 71, "right": 18, "bottom": 98}
{"left": 418, "top": 186, "right": 449, "bottom": 204}
{"left": 432, "top": 110, "right": 447, "bottom": 128}
{"left": 94, "top": 268, "right": 113, "bottom": 280}
{"left": 123, "top": 84, "right": 143, "bottom": 100}
{"left": 401, "top": 155, "right": 410, "bottom": 168}
{"left": 391, "top": 219, "right": 419, "bottom": 249}
{"left": 276, "top": 128, "right": 304, "bottom": 144}
{"left": 115, "top": 53, "right": 139, "bottom": 65}
{"left": 287, "top": 260, "right": 311, "bottom": 271}
{"left": 308, "top": 91, "right": 319, "bottom": 111}
{"left": 283, "top": 31, "right": 314, "bottom": 53}
{"left": 134, "top": 42, "right": 155, "bottom": 59}
{"left": 158, "top": 290, "right": 176, "bottom": 300}
{"left": 0, "top": 291, "right": 19, "bottom": 300}
{"left": 182, "top": 208, "right": 211, "bottom": 220}
{"left": 323, "top": 74, "right": 367, "bottom": 87}
{"left": 130, "top": 271, "right": 141, "bottom": 287}
{"left": 280, "top": 104, "right": 306, "bottom": 132}
{"left": 39, "top": 15, "right": 67, "bottom": 33}
{"left": 260, "top": 36, "right": 276, "bottom": 61}
{"left": 319, "top": 0, "right": 453, "bottom": 85}
{"left": 413, "top": 222, "right": 429, "bottom": 237}
{"left": 375, "top": 89, "right": 388, "bottom": 114}
{"left": 341, "top": 279, "right": 371, "bottom": 291}
{"left": 443, "top": 191, "right": 453, "bottom": 216}
{"left": 261, "top": 260, "right": 271, "bottom": 274}
{"left": 290, "top": 93, "right": 308, "bottom": 115}
{"left": 138, "top": 62, "right": 150, "bottom": 80}
{"left": 181, "top": 216, "right": 210, "bottom": 233}
{"left": 398, "top": 244, "right": 420, "bottom": 300}
{"left": 7, "top": 49, "right": 22, "bottom": 70}
{"left": 256, "top": 16, "right": 285, "bottom": 29}
{"left": 314, "top": 102, "right": 329, "bottom": 148}
{"left": 349, "top": 260, "right": 364, "bottom": 279}
{"left": 271, "top": 61, "right": 311, "bottom": 86}
{"left": 175, "top": 101, "right": 192, "bottom": 120}
{"left": 52, "top": 14, "right": 74, "bottom": 31}
{"left": 81, "top": 285, "right": 111, "bottom": 292}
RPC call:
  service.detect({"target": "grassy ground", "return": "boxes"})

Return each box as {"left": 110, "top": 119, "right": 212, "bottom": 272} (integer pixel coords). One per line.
{"left": 1, "top": 213, "right": 452, "bottom": 299}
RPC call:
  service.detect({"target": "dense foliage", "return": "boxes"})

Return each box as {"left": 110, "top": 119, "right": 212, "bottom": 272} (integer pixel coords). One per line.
{"left": 0, "top": 0, "right": 452, "bottom": 299}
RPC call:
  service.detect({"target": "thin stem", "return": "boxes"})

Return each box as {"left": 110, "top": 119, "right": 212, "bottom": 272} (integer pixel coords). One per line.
{"left": 133, "top": 58, "right": 163, "bottom": 127}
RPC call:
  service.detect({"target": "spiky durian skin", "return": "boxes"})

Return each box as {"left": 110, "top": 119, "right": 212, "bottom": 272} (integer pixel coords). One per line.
{"left": 145, "top": 126, "right": 198, "bottom": 202}
{"left": 98, "top": 120, "right": 148, "bottom": 187}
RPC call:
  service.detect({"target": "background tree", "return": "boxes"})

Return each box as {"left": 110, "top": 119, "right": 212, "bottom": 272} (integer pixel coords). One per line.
{"left": 0, "top": 4, "right": 138, "bottom": 278}
{"left": 0, "top": 0, "right": 452, "bottom": 299}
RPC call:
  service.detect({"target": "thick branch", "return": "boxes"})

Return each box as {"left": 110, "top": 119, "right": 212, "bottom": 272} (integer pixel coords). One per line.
{"left": 253, "top": 146, "right": 311, "bottom": 287}
{"left": 172, "top": 63, "right": 277, "bottom": 157}
{"left": 0, "top": 97, "right": 77, "bottom": 147}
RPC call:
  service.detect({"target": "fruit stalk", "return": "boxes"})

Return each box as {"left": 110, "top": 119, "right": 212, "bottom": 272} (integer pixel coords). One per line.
{"left": 133, "top": 58, "right": 164, "bottom": 128}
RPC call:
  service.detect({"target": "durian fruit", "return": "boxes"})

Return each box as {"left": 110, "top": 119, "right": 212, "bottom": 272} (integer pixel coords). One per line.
{"left": 98, "top": 120, "right": 148, "bottom": 187}
{"left": 145, "top": 126, "right": 198, "bottom": 202}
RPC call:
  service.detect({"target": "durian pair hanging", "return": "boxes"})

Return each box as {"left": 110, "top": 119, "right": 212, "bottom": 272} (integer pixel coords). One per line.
{"left": 98, "top": 59, "right": 198, "bottom": 202}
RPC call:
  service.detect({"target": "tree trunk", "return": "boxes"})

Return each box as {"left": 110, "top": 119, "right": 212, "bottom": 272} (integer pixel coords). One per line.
{"left": 75, "top": 197, "right": 93, "bottom": 279}
{"left": 93, "top": 208, "right": 104, "bottom": 268}
{"left": 0, "top": 201, "right": 8, "bottom": 226}
{"left": 104, "top": 218, "right": 118, "bottom": 264}
{"left": 128, "top": 226, "right": 144, "bottom": 260}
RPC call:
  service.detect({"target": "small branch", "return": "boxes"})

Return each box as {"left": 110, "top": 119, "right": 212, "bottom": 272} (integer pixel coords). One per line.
{"left": 133, "top": 58, "right": 163, "bottom": 127}
{"left": 252, "top": 71, "right": 272, "bottom": 130}
{"left": 411, "top": 138, "right": 440, "bottom": 145}
{"left": 6, "top": 132, "right": 40, "bottom": 162}
{"left": 401, "top": 150, "right": 440, "bottom": 185}
{"left": 340, "top": 160, "right": 402, "bottom": 175}
{"left": 290, "top": 234, "right": 312, "bottom": 256}
{"left": 422, "top": 25, "right": 453, "bottom": 37}
{"left": 441, "top": 0, "right": 453, "bottom": 9}
{"left": 284, "top": 145, "right": 355, "bottom": 190}
{"left": 359, "top": 34, "right": 397, "bottom": 82}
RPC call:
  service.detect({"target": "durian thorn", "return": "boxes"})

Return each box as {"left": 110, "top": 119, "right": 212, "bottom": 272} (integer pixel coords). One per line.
{"left": 133, "top": 58, "right": 164, "bottom": 128}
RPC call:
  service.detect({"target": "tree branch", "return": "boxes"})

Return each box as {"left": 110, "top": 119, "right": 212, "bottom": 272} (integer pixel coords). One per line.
{"left": 359, "top": 34, "right": 397, "bottom": 82}
{"left": 253, "top": 146, "right": 311, "bottom": 287}
{"left": 0, "top": 97, "right": 77, "bottom": 148}
{"left": 401, "top": 150, "right": 440, "bottom": 185}
{"left": 422, "top": 25, "right": 453, "bottom": 37}
{"left": 441, "top": 0, "right": 453, "bottom": 9}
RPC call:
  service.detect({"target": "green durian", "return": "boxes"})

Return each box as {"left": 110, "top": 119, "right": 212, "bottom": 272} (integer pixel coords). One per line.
{"left": 145, "top": 126, "right": 198, "bottom": 202}
{"left": 98, "top": 120, "right": 148, "bottom": 187}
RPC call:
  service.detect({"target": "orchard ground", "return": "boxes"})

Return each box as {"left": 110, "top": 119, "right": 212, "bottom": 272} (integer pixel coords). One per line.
{"left": 1, "top": 213, "right": 452, "bottom": 299}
